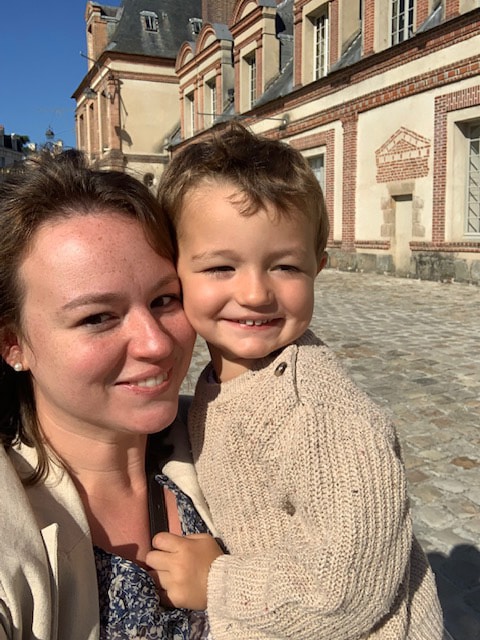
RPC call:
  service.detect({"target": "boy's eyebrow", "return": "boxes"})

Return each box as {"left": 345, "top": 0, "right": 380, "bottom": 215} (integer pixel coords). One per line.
{"left": 190, "top": 249, "right": 238, "bottom": 262}
{"left": 190, "top": 247, "right": 308, "bottom": 262}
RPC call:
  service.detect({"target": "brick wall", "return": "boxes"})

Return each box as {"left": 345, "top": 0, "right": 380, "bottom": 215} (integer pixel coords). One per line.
{"left": 433, "top": 85, "right": 480, "bottom": 244}
{"left": 290, "top": 129, "right": 336, "bottom": 243}
{"left": 363, "top": 0, "right": 375, "bottom": 55}
{"left": 202, "top": 0, "right": 236, "bottom": 25}
{"left": 416, "top": 0, "right": 430, "bottom": 29}
{"left": 341, "top": 115, "right": 358, "bottom": 250}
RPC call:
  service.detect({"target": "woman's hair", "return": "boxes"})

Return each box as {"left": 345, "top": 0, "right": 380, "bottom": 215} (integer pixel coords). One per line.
{"left": 158, "top": 122, "right": 330, "bottom": 262}
{"left": 0, "top": 150, "right": 175, "bottom": 481}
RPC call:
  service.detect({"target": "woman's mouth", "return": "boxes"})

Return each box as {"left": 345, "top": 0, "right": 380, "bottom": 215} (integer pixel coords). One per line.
{"left": 125, "top": 373, "right": 168, "bottom": 388}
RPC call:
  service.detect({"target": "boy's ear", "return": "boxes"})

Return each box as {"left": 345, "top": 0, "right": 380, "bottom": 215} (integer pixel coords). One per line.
{"left": 316, "top": 251, "right": 328, "bottom": 275}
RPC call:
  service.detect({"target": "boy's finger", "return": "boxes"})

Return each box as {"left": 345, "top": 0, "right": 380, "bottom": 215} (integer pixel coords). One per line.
{"left": 151, "top": 531, "right": 183, "bottom": 551}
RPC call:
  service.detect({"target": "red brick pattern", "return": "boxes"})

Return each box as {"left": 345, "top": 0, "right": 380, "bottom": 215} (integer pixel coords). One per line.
{"left": 445, "top": 0, "right": 461, "bottom": 19}
{"left": 432, "top": 85, "right": 480, "bottom": 244}
{"left": 363, "top": 0, "right": 375, "bottom": 55}
{"left": 376, "top": 127, "right": 431, "bottom": 183}
{"left": 329, "top": 0, "right": 339, "bottom": 67}
{"left": 416, "top": 0, "right": 430, "bottom": 30}
{"left": 293, "top": 3, "right": 303, "bottom": 89}
{"left": 341, "top": 114, "right": 358, "bottom": 250}
{"left": 202, "top": 0, "right": 236, "bottom": 25}
{"left": 290, "top": 129, "right": 336, "bottom": 243}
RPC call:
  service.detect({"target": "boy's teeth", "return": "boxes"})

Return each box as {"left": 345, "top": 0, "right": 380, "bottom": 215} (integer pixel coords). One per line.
{"left": 239, "top": 319, "right": 269, "bottom": 326}
{"left": 135, "top": 373, "right": 167, "bottom": 387}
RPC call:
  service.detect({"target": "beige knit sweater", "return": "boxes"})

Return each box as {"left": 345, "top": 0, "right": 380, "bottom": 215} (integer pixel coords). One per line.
{"left": 188, "top": 330, "right": 444, "bottom": 640}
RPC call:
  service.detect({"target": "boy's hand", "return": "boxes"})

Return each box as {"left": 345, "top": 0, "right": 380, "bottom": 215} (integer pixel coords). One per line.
{"left": 146, "top": 532, "right": 224, "bottom": 610}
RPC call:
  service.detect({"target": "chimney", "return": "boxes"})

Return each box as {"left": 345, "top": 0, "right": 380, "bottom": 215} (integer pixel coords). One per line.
{"left": 86, "top": 3, "right": 109, "bottom": 68}
{"left": 201, "top": 0, "right": 236, "bottom": 25}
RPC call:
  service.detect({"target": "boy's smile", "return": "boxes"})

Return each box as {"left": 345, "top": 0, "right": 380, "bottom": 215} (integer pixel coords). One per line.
{"left": 176, "top": 181, "right": 323, "bottom": 382}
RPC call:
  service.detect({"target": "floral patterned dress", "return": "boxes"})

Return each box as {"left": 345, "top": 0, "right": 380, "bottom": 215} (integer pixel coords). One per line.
{"left": 95, "top": 474, "right": 212, "bottom": 640}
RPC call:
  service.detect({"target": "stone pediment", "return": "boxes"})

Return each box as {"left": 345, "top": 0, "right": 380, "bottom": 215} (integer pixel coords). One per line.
{"left": 376, "top": 127, "right": 431, "bottom": 182}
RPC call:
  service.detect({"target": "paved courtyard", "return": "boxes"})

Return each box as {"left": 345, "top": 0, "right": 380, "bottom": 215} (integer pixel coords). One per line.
{"left": 182, "top": 269, "right": 480, "bottom": 640}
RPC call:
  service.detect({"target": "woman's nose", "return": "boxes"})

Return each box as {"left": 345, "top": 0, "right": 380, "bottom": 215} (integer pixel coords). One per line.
{"left": 128, "top": 309, "right": 174, "bottom": 359}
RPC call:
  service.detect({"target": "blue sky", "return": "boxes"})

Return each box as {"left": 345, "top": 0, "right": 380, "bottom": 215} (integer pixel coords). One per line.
{"left": 1, "top": 0, "right": 122, "bottom": 149}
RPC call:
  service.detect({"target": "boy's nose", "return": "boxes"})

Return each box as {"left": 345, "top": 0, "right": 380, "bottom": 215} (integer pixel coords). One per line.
{"left": 236, "top": 273, "right": 273, "bottom": 307}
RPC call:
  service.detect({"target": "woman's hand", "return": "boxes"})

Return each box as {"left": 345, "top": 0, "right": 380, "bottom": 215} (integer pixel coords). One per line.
{"left": 146, "top": 532, "right": 224, "bottom": 610}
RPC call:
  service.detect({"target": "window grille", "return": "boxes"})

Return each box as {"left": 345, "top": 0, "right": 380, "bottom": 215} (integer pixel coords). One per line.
{"left": 314, "top": 12, "right": 328, "bottom": 80}
{"left": 186, "top": 93, "right": 195, "bottom": 136}
{"left": 391, "top": 0, "right": 414, "bottom": 45}
{"left": 189, "top": 18, "right": 203, "bottom": 36}
{"left": 308, "top": 154, "right": 325, "bottom": 193}
{"left": 141, "top": 11, "right": 158, "bottom": 32}
{"left": 246, "top": 54, "right": 256, "bottom": 107}
{"left": 208, "top": 80, "right": 216, "bottom": 120}
{"left": 466, "top": 123, "right": 480, "bottom": 235}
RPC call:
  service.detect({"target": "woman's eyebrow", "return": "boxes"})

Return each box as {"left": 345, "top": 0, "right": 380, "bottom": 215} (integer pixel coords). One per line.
{"left": 61, "top": 274, "right": 180, "bottom": 311}
{"left": 61, "top": 292, "right": 120, "bottom": 312}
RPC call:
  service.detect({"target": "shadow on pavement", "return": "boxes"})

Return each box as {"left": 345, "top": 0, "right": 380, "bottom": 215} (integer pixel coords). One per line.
{"left": 429, "top": 544, "right": 480, "bottom": 640}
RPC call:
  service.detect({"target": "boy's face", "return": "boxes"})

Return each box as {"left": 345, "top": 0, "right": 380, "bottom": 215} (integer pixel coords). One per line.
{"left": 176, "top": 181, "right": 323, "bottom": 382}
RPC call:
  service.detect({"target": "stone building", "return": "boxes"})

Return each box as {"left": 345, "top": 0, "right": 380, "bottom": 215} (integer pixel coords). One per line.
{"left": 74, "top": 0, "right": 480, "bottom": 282}
{"left": 0, "top": 125, "right": 24, "bottom": 179}
{"left": 72, "top": 0, "right": 202, "bottom": 188}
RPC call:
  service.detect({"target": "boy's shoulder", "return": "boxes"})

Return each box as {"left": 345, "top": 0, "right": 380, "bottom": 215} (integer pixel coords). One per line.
{"left": 290, "top": 328, "right": 338, "bottom": 368}
{"left": 290, "top": 330, "right": 390, "bottom": 419}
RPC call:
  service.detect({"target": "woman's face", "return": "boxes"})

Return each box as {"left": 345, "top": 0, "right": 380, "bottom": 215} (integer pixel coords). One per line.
{"left": 16, "top": 212, "right": 195, "bottom": 441}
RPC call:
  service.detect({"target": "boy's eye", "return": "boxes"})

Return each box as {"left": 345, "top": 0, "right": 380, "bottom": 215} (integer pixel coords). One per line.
{"left": 275, "top": 264, "right": 300, "bottom": 272}
{"left": 204, "top": 266, "right": 234, "bottom": 274}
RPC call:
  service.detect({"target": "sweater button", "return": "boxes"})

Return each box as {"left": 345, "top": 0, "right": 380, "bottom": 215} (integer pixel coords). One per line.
{"left": 274, "top": 362, "right": 287, "bottom": 376}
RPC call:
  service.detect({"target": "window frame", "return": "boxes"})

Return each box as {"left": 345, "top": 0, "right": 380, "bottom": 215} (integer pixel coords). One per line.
{"left": 205, "top": 78, "right": 217, "bottom": 127}
{"left": 185, "top": 91, "right": 195, "bottom": 138}
{"left": 390, "top": 0, "right": 415, "bottom": 46}
{"left": 245, "top": 52, "right": 257, "bottom": 108}
{"left": 313, "top": 10, "right": 329, "bottom": 80}
{"left": 308, "top": 153, "right": 326, "bottom": 193}
{"left": 140, "top": 11, "right": 159, "bottom": 32}
{"left": 465, "top": 122, "right": 480, "bottom": 236}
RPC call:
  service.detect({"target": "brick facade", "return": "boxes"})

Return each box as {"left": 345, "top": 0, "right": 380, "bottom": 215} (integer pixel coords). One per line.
{"left": 75, "top": 0, "right": 480, "bottom": 282}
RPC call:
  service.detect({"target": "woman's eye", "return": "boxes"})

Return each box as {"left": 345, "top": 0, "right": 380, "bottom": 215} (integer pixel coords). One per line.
{"left": 81, "top": 312, "right": 113, "bottom": 326}
{"left": 151, "top": 295, "right": 178, "bottom": 308}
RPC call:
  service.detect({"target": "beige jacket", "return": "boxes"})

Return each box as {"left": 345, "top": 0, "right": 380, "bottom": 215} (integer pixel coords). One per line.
{"left": 0, "top": 414, "right": 214, "bottom": 640}
{"left": 189, "top": 331, "right": 445, "bottom": 639}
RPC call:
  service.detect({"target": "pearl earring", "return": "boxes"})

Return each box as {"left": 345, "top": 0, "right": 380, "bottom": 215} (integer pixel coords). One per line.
{"left": 13, "top": 362, "right": 23, "bottom": 372}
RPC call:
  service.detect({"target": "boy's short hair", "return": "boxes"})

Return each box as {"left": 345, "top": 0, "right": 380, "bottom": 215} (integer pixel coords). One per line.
{"left": 158, "top": 122, "right": 329, "bottom": 262}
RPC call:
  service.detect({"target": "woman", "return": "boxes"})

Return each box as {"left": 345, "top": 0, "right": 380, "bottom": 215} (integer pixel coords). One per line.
{"left": 0, "top": 151, "right": 222, "bottom": 639}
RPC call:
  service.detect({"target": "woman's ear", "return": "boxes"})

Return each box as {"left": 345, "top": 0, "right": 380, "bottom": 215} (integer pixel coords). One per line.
{"left": 1, "top": 329, "right": 28, "bottom": 372}
{"left": 316, "top": 251, "right": 328, "bottom": 275}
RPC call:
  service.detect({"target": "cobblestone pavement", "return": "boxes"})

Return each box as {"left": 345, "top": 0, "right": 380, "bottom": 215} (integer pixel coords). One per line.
{"left": 182, "top": 269, "right": 480, "bottom": 640}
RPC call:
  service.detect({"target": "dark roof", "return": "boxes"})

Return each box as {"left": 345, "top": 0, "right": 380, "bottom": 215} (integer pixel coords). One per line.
{"left": 330, "top": 30, "right": 362, "bottom": 72}
{"left": 276, "top": 0, "right": 293, "bottom": 37}
{"left": 254, "top": 56, "right": 293, "bottom": 108}
{"left": 249, "top": 0, "right": 294, "bottom": 107}
{"left": 416, "top": 4, "right": 443, "bottom": 33}
{"left": 210, "top": 22, "right": 233, "bottom": 42}
{"left": 103, "top": 0, "right": 202, "bottom": 59}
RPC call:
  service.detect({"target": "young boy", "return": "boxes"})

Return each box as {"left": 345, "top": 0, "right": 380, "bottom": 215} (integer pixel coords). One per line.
{"left": 149, "top": 124, "right": 444, "bottom": 639}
